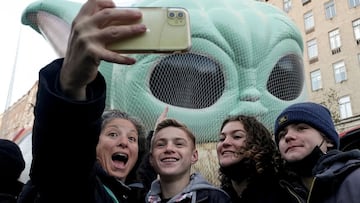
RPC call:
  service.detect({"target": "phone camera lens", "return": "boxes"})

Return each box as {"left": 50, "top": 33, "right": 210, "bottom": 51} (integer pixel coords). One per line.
{"left": 177, "top": 12, "right": 184, "bottom": 18}
{"left": 168, "top": 12, "right": 175, "bottom": 18}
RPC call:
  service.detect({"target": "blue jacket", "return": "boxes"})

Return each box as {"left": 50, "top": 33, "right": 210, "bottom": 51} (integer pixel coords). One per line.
{"left": 281, "top": 149, "right": 360, "bottom": 203}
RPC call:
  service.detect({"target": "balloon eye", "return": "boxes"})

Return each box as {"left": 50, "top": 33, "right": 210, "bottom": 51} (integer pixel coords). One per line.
{"left": 267, "top": 54, "right": 304, "bottom": 101}
{"left": 150, "top": 53, "right": 225, "bottom": 109}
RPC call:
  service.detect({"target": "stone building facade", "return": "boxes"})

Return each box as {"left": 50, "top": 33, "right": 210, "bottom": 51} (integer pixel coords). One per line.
{"left": 0, "top": 82, "right": 37, "bottom": 141}
{"left": 266, "top": 0, "right": 360, "bottom": 132}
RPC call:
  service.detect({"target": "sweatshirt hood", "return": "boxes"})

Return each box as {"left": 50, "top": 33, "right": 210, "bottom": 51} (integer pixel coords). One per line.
{"left": 147, "top": 172, "right": 227, "bottom": 203}
{"left": 313, "top": 149, "right": 360, "bottom": 181}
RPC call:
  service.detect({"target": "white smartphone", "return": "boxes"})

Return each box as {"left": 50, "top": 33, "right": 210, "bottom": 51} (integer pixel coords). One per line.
{"left": 107, "top": 7, "right": 192, "bottom": 53}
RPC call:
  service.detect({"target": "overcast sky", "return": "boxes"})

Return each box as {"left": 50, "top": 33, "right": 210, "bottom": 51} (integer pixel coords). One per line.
{"left": 0, "top": 1, "right": 57, "bottom": 114}
{"left": 0, "top": 0, "right": 140, "bottom": 114}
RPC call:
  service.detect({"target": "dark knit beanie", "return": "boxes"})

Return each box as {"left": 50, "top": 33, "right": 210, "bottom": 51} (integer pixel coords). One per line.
{"left": 0, "top": 139, "right": 25, "bottom": 180}
{"left": 274, "top": 102, "right": 339, "bottom": 149}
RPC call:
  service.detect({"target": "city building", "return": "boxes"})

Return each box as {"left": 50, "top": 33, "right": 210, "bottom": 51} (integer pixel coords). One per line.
{"left": 266, "top": 0, "right": 360, "bottom": 131}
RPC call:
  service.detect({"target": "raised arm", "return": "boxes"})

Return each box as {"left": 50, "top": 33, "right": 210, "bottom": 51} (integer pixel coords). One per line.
{"left": 27, "top": 0, "right": 147, "bottom": 202}
{"left": 60, "top": 0, "right": 146, "bottom": 100}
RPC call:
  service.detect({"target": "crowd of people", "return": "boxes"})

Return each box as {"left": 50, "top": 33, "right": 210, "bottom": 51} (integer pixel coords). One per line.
{"left": 1, "top": 0, "right": 360, "bottom": 202}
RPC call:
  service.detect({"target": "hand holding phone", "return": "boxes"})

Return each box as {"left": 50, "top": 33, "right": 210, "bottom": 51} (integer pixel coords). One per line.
{"left": 107, "top": 7, "right": 192, "bottom": 53}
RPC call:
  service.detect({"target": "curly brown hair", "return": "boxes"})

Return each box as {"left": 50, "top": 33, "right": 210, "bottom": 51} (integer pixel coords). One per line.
{"left": 218, "top": 115, "right": 284, "bottom": 187}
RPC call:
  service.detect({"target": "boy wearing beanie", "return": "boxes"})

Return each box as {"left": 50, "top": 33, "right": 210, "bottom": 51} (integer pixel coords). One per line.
{"left": 274, "top": 102, "right": 360, "bottom": 203}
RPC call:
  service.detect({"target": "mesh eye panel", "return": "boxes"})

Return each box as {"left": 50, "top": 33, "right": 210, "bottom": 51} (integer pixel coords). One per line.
{"left": 267, "top": 54, "right": 304, "bottom": 101}
{"left": 150, "top": 53, "right": 225, "bottom": 109}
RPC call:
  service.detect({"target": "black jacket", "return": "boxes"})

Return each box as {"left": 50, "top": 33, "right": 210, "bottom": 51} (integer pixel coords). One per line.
{"left": 0, "top": 180, "right": 23, "bottom": 203}
{"left": 222, "top": 175, "right": 298, "bottom": 203}
{"left": 280, "top": 149, "right": 360, "bottom": 203}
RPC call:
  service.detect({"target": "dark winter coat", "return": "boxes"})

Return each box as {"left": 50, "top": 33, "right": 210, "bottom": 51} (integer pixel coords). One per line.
{"left": 222, "top": 174, "right": 298, "bottom": 203}
{"left": 281, "top": 149, "right": 360, "bottom": 203}
{"left": 0, "top": 180, "right": 23, "bottom": 203}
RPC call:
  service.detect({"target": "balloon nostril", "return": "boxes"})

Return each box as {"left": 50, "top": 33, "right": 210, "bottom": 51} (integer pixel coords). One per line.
{"left": 240, "top": 96, "right": 260, "bottom": 102}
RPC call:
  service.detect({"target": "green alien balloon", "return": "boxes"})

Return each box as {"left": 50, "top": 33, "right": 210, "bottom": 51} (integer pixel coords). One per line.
{"left": 22, "top": 0, "right": 306, "bottom": 174}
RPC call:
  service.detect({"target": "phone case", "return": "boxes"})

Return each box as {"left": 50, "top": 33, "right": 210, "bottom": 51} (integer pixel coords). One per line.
{"left": 108, "top": 7, "right": 191, "bottom": 53}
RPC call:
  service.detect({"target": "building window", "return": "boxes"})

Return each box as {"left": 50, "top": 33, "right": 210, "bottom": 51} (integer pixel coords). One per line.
{"left": 329, "top": 29, "right": 341, "bottom": 54}
{"left": 339, "top": 96, "right": 352, "bottom": 119}
{"left": 325, "top": 0, "right": 336, "bottom": 19}
{"left": 304, "top": 11, "right": 315, "bottom": 32}
{"left": 283, "top": 0, "right": 292, "bottom": 12}
{"left": 302, "top": 0, "right": 311, "bottom": 5}
{"left": 333, "top": 60, "right": 347, "bottom": 83}
{"left": 310, "top": 70, "right": 322, "bottom": 91}
{"left": 353, "top": 19, "right": 360, "bottom": 45}
{"left": 348, "top": 0, "right": 360, "bottom": 8}
{"left": 307, "top": 39, "right": 318, "bottom": 60}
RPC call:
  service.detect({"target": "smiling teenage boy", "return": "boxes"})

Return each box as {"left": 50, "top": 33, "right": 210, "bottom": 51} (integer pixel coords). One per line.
{"left": 146, "top": 118, "right": 231, "bottom": 203}
{"left": 274, "top": 102, "right": 360, "bottom": 203}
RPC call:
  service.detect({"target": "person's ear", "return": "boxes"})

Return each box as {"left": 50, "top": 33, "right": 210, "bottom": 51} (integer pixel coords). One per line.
{"left": 149, "top": 153, "right": 155, "bottom": 167}
{"left": 191, "top": 149, "right": 198, "bottom": 164}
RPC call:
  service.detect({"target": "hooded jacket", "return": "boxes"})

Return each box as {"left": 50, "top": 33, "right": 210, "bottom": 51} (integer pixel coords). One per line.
{"left": 281, "top": 149, "right": 360, "bottom": 203}
{"left": 146, "top": 173, "right": 231, "bottom": 203}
